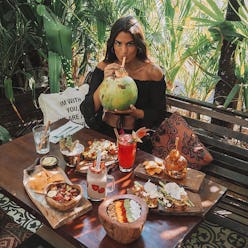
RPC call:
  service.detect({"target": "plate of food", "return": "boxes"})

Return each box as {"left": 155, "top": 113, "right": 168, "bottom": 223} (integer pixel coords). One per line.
{"left": 23, "top": 164, "right": 92, "bottom": 228}
{"left": 83, "top": 139, "right": 118, "bottom": 161}
{"left": 134, "top": 159, "right": 206, "bottom": 193}
{"left": 75, "top": 139, "right": 118, "bottom": 174}
{"left": 127, "top": 180, "right": 203, "bottom": 215}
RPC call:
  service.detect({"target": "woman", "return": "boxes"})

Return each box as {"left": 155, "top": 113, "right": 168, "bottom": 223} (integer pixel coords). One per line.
{"left": 80, "top": 16, "right": 166, "bottom": 152}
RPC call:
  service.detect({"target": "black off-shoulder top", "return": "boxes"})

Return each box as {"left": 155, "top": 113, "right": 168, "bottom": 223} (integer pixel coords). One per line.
{"left": 80, "top": 67, "right": 166, "bottom": 151}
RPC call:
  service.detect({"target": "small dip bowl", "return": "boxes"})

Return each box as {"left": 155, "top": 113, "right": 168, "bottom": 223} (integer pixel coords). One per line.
{"left": 40, "top": 155, "right": 58, "bottom": 169}
{"left": 98, "top": 194, "right": 148, "bottom": 244}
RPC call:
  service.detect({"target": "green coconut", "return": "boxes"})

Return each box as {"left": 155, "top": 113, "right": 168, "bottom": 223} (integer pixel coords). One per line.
{"left": 99, "top": 76, "right": 138, "bottom": 111}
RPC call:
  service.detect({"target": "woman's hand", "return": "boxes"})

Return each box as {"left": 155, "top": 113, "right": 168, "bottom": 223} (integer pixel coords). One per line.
{"left": 104, "top": 63, "right": 122, "bottom": 79}
{"left": 105, "top": 105, "right": 144, "bottom": 119}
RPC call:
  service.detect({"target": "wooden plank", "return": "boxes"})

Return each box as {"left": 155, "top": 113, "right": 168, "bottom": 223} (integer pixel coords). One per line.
{"left": 217, "top": 201, "right": 248, "bottom": 219}
{"left": 198, "top": 135, "right": 248, "bottom": 160}
{"left": 209, "top": 150, "right": 248, "bottom": 175}
{"left": 166, "top": 94, "right": 248, "bottom": 119}
{"left": 221, "top": 196, "right": 248, "bottom": 214}
{"left": 202, "top": 163, "right": 248, "bottom": 187}
{"left": 209, "top": 205, "right": 248, "bottom": 226}
{"left": 167, "top": 98, "right": 248, "bottom": 127}
{"left": 187, "top": 118, "right": 248, "bottom": 143}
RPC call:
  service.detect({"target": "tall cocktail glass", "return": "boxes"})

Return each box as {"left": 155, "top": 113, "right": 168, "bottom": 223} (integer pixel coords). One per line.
{"left": 118, "top": 134, "right": 137, "bottom": 172}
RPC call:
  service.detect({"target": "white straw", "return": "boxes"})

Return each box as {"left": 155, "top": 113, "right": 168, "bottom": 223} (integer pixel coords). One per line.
{"left": 96, "top": 150, "right": 102, "bottom": 170}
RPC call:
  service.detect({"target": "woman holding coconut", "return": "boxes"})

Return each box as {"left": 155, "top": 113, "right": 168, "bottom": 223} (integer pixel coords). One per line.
{"left": 80, "top": 15, "right": 166, "bottom": 152}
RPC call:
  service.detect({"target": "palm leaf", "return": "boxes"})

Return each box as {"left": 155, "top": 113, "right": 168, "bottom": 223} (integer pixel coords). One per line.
{"left": 191, "top": 0, "right": 224, "bottom": 21}
{"left": 48, "top": 51, "right": 61, "bottom": 93}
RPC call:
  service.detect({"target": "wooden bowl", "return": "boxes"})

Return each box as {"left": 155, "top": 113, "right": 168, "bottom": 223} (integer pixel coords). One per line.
{"left": 98, "top": 194, "right": 148, "bottom": 244}
{"left": 45, "top": 182, "right": 83, "bottom": 211}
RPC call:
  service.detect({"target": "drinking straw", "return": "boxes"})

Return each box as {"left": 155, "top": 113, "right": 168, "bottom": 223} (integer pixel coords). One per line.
{"left": 96, "top": 150, "right": 102, "bottom": 170}
{"left": 121, "top": 57, "right": 126, "bottom": 68}
{"left": 38, "top": 121, "right": 51, "bottom": 150}
{"left": 114, "top": 128, "right": 119, "bottom": 140}
{"left": 175, "top": 136, "right": 179, "bottom": 150}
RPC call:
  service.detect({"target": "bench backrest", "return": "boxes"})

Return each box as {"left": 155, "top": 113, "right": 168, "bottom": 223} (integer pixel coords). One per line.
{"left": 166, "top": 94, "right": 248, "bottom": 198}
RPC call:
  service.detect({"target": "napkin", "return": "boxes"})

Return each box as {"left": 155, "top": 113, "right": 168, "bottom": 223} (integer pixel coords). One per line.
{"left": 49, "top": 121, "right": 83, "bottom": 143}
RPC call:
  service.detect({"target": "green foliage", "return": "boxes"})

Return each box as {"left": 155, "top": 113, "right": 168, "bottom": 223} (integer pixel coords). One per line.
{"left": 0, "top": 125, "right": 11, "bottom": 144}
{"left": 0, "top": 1, "right": 43, "bottom": 101}
{"left": 0, "top": 0, "right": 247, "bottom": 111}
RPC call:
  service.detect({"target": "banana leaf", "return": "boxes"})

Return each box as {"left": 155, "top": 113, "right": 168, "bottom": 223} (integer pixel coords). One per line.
{"left": 37, "top": 4, "right": 72, "bottom": 60}
{"left": 96, "top": 19, "right": 107, "bottom": 44}
{"left": 224, "top": 84, "right": 240, "bottom": 108}
{"left": 48, "top": 51, "right": 61, "bottom": 93}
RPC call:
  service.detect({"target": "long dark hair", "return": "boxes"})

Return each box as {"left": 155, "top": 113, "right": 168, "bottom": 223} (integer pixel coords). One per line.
{"left": 103, "top": 16, "right": 149, "bottom": 63}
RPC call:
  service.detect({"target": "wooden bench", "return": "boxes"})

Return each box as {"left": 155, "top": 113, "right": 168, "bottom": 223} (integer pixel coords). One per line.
{"left": 166, "top": 93, "right": 248, "bottom": 237}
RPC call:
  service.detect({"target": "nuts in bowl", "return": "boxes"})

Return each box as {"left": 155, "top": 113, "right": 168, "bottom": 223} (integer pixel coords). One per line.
{"left": 45, "top": 182, "right": 83, "bottom": 211}
{"left": 98, "top": 194, "right": 148, "bottom": 244}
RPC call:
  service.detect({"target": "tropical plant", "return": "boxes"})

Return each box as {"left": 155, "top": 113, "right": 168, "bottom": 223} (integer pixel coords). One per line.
{"left": 191, "top": 0, "right": 248, "bottom": 111}
{"left": 0, "top": 125, "right": 11, "bottom": 144}
{"left": 0, "top": 0, "right": 44, "bottom": 120}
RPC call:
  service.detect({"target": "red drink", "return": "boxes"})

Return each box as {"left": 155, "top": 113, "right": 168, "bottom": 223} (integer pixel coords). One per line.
{"left": 118, "top": 134, "right": 137, "bottom": 172}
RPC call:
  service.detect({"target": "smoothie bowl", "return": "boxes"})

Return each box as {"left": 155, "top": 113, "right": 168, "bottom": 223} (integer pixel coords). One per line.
{"left": 98, "top": 194, "right": 148, "bottom": 244}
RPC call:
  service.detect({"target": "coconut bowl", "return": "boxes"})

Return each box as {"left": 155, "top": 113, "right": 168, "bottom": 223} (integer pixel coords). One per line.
{"left": 45, "top": 182, "right": 83, "bottom": 211}
{"left": 98, "top": 194, "right": 148, "bottom": 244}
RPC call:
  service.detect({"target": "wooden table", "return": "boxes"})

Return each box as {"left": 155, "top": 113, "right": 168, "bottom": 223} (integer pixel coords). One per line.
{"left": 0, "top": 119, "right": 226, "bottom": 248}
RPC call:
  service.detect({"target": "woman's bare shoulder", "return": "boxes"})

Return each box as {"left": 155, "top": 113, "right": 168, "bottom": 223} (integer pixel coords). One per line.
{"left": 145, "top": 63, "right": 164, "bottom": 81}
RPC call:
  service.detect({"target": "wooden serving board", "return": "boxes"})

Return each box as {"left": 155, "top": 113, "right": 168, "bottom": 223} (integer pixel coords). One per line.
{"left": 23, "top": 165, "right": 92, "bottom": 229}
{"left": 134, "top": 162, "right": 206, "bottom": 192}
{"left": 150, "top": 191, "right": 203, "bottom": 216}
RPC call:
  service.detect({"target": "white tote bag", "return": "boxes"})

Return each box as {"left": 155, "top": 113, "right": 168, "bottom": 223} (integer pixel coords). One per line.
{"left": 38, "top": 84, "right": 89, "bottom": 125}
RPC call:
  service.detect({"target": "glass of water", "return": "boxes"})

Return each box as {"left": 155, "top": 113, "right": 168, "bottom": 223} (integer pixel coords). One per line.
{"left": 32, "top": 124, "right": 50, "bottom": 154}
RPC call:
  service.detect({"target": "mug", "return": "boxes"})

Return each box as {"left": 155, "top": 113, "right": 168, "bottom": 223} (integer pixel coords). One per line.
{"left": 87, "top": 161, "right": 115, "bottom": 201}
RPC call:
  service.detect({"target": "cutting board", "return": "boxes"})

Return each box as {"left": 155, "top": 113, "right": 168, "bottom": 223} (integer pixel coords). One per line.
{"left": 23, "top": 165, "right": 92, "bottom": 229}
{"left": 150, "top": 191, "right": 203, "bottom": 216}
{"left": 134, "top": 162, "right": 206, "bottom": 192}
{"left": 127, "top": 183, "right": 203, "bottom": 216}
